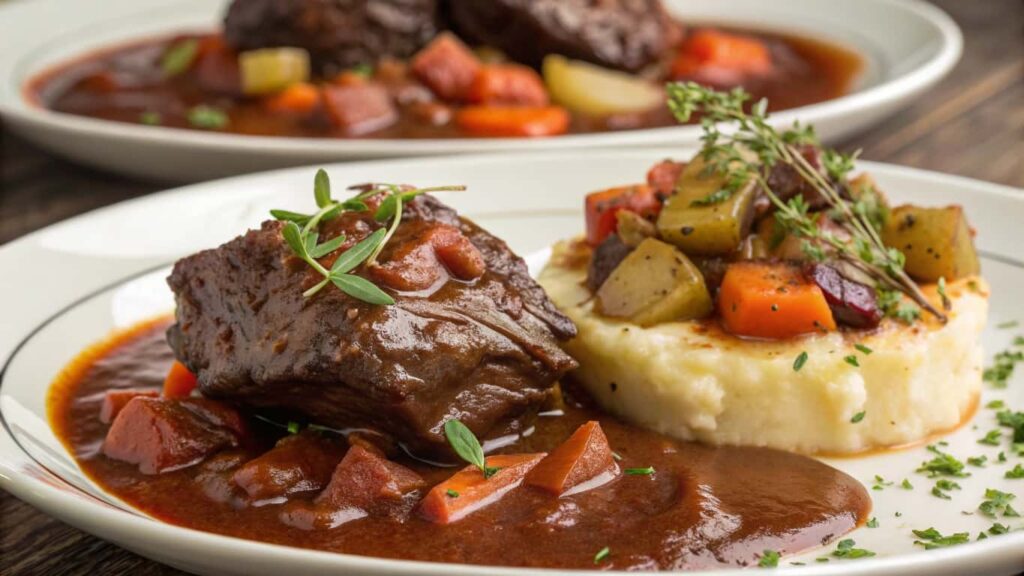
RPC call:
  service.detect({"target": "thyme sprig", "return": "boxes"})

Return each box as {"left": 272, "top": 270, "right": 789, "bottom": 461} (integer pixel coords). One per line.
{"left": 271, "top": 169, "right": 465, "bottom": 303}
{"left": 666, "top": 83, "right": 945, "bottom": 322}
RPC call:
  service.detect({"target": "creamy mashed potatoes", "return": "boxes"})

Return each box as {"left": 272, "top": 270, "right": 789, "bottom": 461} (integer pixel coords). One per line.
{"left": 540, "top": 241, "right": 989, "bottom": 454}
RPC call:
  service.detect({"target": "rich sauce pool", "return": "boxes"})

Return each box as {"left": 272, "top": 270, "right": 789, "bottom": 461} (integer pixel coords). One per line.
{"left": 49, "top": 318, "right": 870, "bottom": 570}
{"left": 28, "top": 28, "right": 862, "bottom": 140}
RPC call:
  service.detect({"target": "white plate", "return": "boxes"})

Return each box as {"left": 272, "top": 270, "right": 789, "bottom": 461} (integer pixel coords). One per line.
{"left": 1, "top": 150, "right": 1024, "bottom": 575}
{"left": 0, "top": 0, "right": 960, "bottom": 181}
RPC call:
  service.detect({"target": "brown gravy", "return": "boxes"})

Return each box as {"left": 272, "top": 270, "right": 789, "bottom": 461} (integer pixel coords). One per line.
{"left": 48, "top": 318, "right": 870, "bottom": 570}
{"left": 28, "top": 28, "right": 862, "bottom": 140}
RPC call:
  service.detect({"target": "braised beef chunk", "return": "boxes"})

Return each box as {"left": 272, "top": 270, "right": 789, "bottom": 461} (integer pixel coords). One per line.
{"left": 223, "top": 0, "right": 442, "bottom": 75}
{"left": 99, "top": 388, "right": 159, "bottom": 424}
{"left": 102, "top": 397, "right": 246, "bottom": 474}
{"left": 804, "top": 263, "right": 882, "bottom": 329}
{"left": 586, "top": 234, "right": 632, "bottom": 293}
{"left": 448, "top": 0, "right": 678, "bottom": 72}
{"left": 232, "top": 432, "right": 347, "bottom": 501}
{"left": 167, "top": 194, "right": 576, "bottom": 458}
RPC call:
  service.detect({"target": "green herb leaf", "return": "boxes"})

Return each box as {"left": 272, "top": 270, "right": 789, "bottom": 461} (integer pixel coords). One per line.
{"left": 625, "top": 466, "right": 655, "bottom": 476}
{"left": 917, "top": 445, "right": 969, "bottom": 478}
{"left": 793, "top": 351, "right": 808, "bottom": 372}
{"left": 1005, "top": 464, "right": 1024, "bottom": 479}
{"left": 314, "top": 169, "right": 332, "bottom": 208}
{"left": 968, "top": 455, "right": 988, "bottom": 467}
{"left": 987, "top": 400, "right": 1006, "bottom": 410}
{"left": 330, "top": 274, "right": 395, "bottom": 305}
{"left": 309, "top": 234, "right": 346, "bottom": 258}
{"left": 854, "top": 343, "right": 873, "bottom": 355}
{"left": 593, "top": 546, "right": 611, "bottom": 564}
{"left": 287, "top": 421, "right": 300, "bottom": 434}
{"left": 161, "top": 38, "right": 199, "bottom": 76}
{"left": 281, "top": 221, "right": 308, "bottom": 257}
{"left": 866, "top": 517, "right": 879, "bottom": 528}
{"left": 446, "top": 489, "right": 459, "bottom": 498}
{"left": 937, "top": 277, "right": 951, "bottom": 310}
{"left": 902, "top": 478, "right": 914, "bottom": 490}
{"left": 443, "top": 419, "right": 500, "bottom": 479}
{"left": 844, "top": 355, "right": 860, "bottom": 367}
{"left": 979, "top": 430, "right": 1002, "bottom": 446}
{"left": 988, "top": 522, "right": 1010, "bottom": 535}
{"left": 331, "top": 228, "right": 386, "bottom": 274}
{"left": 758, "top": 549, "right": 780, "bottom": 568}
{"left": 690, "top": 188, "right": 733, "bottom": 207}
{"left": 979, "top": 488, "right": 1017, "bottom": 517}
{"left": 997, "top": 320, "right": 1019, "bottom": 329}
{"left": 187, "top": 105, "right": 228, "bottom": 130}
{"left": 912, "top": 527, "right": 969, "bottom": 549}
{"left": 851, "top": 411, "right": 866, "bottom": 424}
{"left": 139, "top": 111, "right": 162, "bottom": 125}
{"left": 832, "top": 539, "right": 875, "bottom": 559}
{"left": 270, "top": 209, "right": 312, "bottom": 225}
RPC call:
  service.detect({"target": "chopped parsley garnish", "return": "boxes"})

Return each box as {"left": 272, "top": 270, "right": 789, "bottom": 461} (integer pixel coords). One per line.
{"left": 793, "top": 351, "right": 808, "bottom": 372}
{"left": 866, "top": 517, "right": 879, "bottom": 528}
{"left": 139, "top": 111, "right": 162, "bottom": 125}
{"left": 844, "top": 355, "right": 860, "bottom": 367}
{"left": 690, "top": 188, "right": 734, "bottom": 207}
{"left": 445, "top": 489, "right": 459, "bottom": 498}
{"left": 187, "top": 104, "right": 229, "bottom": 130}
{"left": 997, "top": 320, "right": 1020, "bottom": 329}
{"left": 850, "top": 411, "right": 866, "bottom": 424}
{"left": 968, "top": 455, "right": 989, "bottom": 468}
{"left": 854, "top": 343, "right": 873, "bottom": 355}
{"left": 979, "top": 488, "right": 1018, "bottom": 517}
{"left": 1005, "top": 464, "right": 1024, "bottom": 479}
{"left": 161, "top": 38, "right": 199, "bottom": 76}
{"left": 902, "top": 478, "right": 914, "bottom": 490}
{"left": 444, "top": 419, "right": 500, "bottom": 479}
{"left": 872, "top": 475, "right": 894, "bottom": 490}
{"left": 917, "top": 445, "right": 969, "bottom": 478}
{"left": 979, "top": 430, "right": 1003, "bottom": 446}
{"left": 625, "top": 466, "right": 655, "bottom": 476}
{"left": 984, "top": 348, "right": 1024, "bottom": 388}
{"left": 593, "top": 546, "right": 611, "bottom": 564}
{"left": 912, "top": 527, "right": 970, "bottom": 549}
{"left": 999, "top": 451, "right": 1008, "bottom": 463}
{"left": 987, "top": 400, "right": 1006, "bottom": 410}
{"left": 931, "top": 479, "right": 961, "bottom": 500}
{"left": 996, "top": 410, "right": 1024, "bottom": 442}
{"left": 286, "top": 421, "right": 300, "bottom": 434}
{"left": 758, "top": 549, "right": 780, "bottom": 568}
{"left": 831, "top": 539, "right": 874, "bottom": 559}
{"left": 988, "top": 522, "right": 1010, "bottom": 535}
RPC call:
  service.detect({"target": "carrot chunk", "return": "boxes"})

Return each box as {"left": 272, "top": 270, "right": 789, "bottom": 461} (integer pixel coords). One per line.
{"left": 467, "top": 64, "right": 549, "bottom": 106}
{"left": 584, "top": 184, "right": 662, "bottom": 246}
{"left": 717, "top": 261, "right": 836, "bottom": 339}
{"left": 455, "top": 105, "right": 569, "bottom": 137}
{"left": 263, "top": 82, "right": 321, "bottom": 114}
{"left": 163, "top": 361, "right": 198, "bottom": 398}
{"left": 99, "top": 388, "right": 159, "bottom": 424}
{"left": 410, "top": 32, "right": 481, "bottom": 102}
{"left": 420, "top": 453, "right": 545, "bottom": 524}
{"left": 526, "top": 421, "right": 618, "bottom": 496}
{"left": 671, "top": 28, "right": 772, "bottom": 82}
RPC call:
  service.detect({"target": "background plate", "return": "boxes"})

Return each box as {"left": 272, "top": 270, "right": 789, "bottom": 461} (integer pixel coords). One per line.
{"left": 0, "top": 0, "right": 960, "bottom": 181}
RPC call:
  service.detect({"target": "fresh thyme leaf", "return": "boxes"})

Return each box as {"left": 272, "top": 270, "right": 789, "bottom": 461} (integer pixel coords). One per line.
{"left": 330, "top": 229, "right": 386, "bottom": 274}
{"left": 314, "top": 168, "right": 333, "bottom": 208}
{"left": 851, "top": 411, "right": 865, "bottom": 424}
{"left": 979, "top": 488, "right": 1017, "bottom": 517}
{"left": 161, "top": 38, "right": 199, "bottom": 76}
{"left": 330, "top": 274, "right": 394, "bottom": 305}
{"left": 758, "top": 549, "right": 780, "bottom": 568}
{"left": 446, "top": 489, "right": 459, "bottom": 498}
{"left": 625, "top": 466, "right": 655, "bottom": 476}
{"left": 309, "top": 234, "right": 347, "bottom": 258}
{"left": 187, "top": 105, "right": 228, "bottom": 129}
{"left": 854, "top": 343, "right": 873, "bottom": 355}
{"left": 282, "top": 221, "right": 308, "bottom": 257}
{"left": 443, "top": 419, "right": 500, "bottom": 479}
{"left": 866, "top": 517, "right": 879, "bottom": 528}
{"left": 793, "top": 351, "right": 808, "bottom": 372}
{"left": 593, "top": 546, "right": 611, "bottom": 564}
{"left": 912, "top": 527, "right": 969, "bottom": 549}
{"left": 979, "top": 430, "right": 1002, "bottom": 446}
{"left": 690, "top": 188, "right": 733, "bottom": 207}
{"left": 917, "top": 445, "right": 969, "bottom": 478}
{"left": 831, "top": 539, "right": 874, "bottom": 559}
{"left": 844, "top": 355, "right": 860, "bottom": 367}
{"left": 139, "top": 111, "right": 162, "bottom": 125}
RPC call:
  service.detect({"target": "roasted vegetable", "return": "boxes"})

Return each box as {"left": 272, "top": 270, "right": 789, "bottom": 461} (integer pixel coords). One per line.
{"left": 717, "top": 261, "right": 836, "bottom": 339}
{"left": 615, "top": 210, "right": 657, "bottom": 247}
{"left": 882, "top": 205, "right": 980, "bottom": 282}
{"left": 656, "top": 155, "right": 758, "bottom": 256}
{"left": 543, "top": 55, "right": 663, "bottom": 116}
{"left": 595, "top": 238, "right": 713, "bottom": 326}
{"left": 584, "top": 184, "right": 662, "bottom": 247}
{"left": 239, "top": 48, "right": 310, "bottom": 96}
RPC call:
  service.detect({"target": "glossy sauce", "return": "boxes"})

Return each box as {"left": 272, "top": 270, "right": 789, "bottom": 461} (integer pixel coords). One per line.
{"left": 28, "top": 28, "right": 862, "bottom": 140}
{"left": 49, "top": 319, "right": 871, "bottom": 570}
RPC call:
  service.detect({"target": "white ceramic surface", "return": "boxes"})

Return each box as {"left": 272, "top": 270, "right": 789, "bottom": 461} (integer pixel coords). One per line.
{"left": 1, "top": 150, "right": 1024, "bottom": 575}
{"left": 0, "top": 0, "right": 961, "bottom": 181}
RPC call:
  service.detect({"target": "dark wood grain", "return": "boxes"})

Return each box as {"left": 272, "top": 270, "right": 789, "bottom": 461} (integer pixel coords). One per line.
{"left": 1, "top": 1, "right": 1021, "bottom": 573}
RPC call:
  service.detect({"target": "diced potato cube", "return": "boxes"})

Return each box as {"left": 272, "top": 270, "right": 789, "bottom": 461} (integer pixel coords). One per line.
{"left": 882, "top": 205, "right": 980, "bottom": 282}
{"left": 239, "top": 48, "right": 311, "bottom": 96}
{"left": 543, "top": 55, "right": 663, "bottom": 116}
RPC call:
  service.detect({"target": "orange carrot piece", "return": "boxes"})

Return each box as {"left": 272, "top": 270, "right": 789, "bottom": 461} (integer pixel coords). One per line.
{"left": 717, "top": 262, "right": 836, "bottom": 339}
{"left": 671, "top": 28, "right": 772, "bottom": 79}
{"left": 466, "top": 64, "right": 549, "bottom": 106}
{"left": 420, "top": 453, "right": 545, "bottom": 524}
{"left": 263, "top": 82, "right": 321, "bottom": 114}
{"left": 455, "top": 105, "right": 569, "bottom": 137}
{"left": 526, "top": 421, "right": 618, "bottom": 496}
{"left": 584, "top": 184, "right": 661, "bottom": 246}
{"left": 163, "top": 361, "right": 198, "bottom": 398}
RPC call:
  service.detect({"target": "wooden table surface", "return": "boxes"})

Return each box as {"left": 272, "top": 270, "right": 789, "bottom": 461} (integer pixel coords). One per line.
{"left": 1, "top": 0, "right": 1021, "bottom": 573}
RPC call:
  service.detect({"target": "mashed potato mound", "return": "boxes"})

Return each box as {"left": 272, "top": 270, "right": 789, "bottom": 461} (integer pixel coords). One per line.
{"left": 539, "top": 241, "right": 989, "bottom": 454}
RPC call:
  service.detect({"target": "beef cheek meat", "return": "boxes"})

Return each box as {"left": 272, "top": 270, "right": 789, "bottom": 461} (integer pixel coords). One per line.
{"left": 167, "top": 194, "right": 577, "bottom": 458}
{"left": 448, "top": 0, "right": 679, "bottom": 73}
{"left": 223, "top": 0, "right": 442, "bottom": 75}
